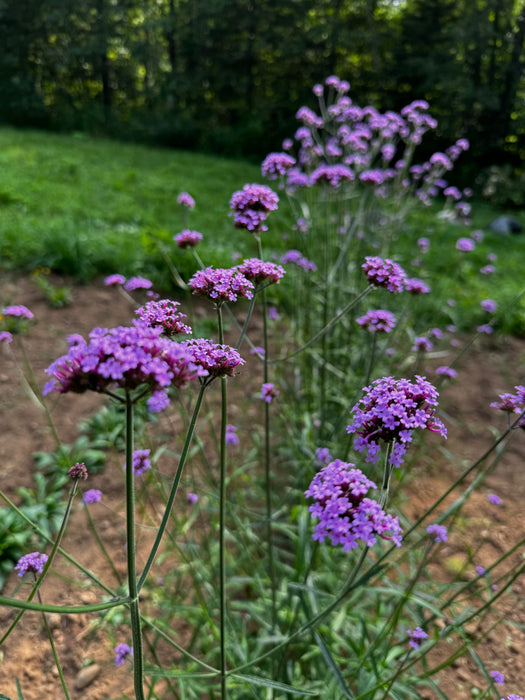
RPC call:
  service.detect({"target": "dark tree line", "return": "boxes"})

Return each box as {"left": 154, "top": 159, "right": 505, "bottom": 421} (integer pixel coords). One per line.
{"left": 0, "top": 0, "right": 523, "bottom": 176}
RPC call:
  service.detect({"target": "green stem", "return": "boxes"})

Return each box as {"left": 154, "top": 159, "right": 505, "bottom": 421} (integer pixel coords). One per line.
{"left": 37, "top": 585, "right": 70, "bottom": 699}
{"left": 137, "top": 383, "right": 207, "bottom": 591}
{"left": 217, "top": 303, "right": 228, "bottom": 698}
{"left": 271, "top": 286, "right": 373, "bottom": 363}
{"left": 124, "top": 393, "right": 145, "bottom": 700}
{"left": 256, "top": 236, "right": 277, "bottom": 633}
{"left": 84, "top": 501, "right": 123, "bottom": 586}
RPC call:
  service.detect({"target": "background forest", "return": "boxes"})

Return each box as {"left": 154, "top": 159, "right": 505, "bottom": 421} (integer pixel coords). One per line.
{"left": 0, "top": 0, "right": 524, "bottom": 200}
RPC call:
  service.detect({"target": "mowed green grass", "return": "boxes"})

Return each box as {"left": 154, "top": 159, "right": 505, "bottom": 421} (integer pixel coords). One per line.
{"left": 0, "top": 126, "right": 524, "bottom": 334}
{"left": 0, "top": 127, "right": 268, "bottom": 283}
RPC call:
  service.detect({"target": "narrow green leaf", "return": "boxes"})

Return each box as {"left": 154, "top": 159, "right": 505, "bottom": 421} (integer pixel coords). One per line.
{"left": 314, "top": 630, "right": 353, "bottom": 699}
{"left": 231, "top": 673, "right": 318, "bottom": 696}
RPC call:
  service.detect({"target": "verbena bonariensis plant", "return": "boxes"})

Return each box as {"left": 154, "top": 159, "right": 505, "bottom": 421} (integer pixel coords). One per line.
{"left": 0, "top": 78, "right": 524, "bottom": 700}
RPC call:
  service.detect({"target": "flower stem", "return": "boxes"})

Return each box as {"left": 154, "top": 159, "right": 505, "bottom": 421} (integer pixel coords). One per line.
{"left": 137, "top": 383, "right": 207, "bottom": 591}
{"left": 217, "top": 302, "right": 228, "bottom": 698}
{"left": 37, "top": 585, "right": 70, "bottom": 699}
{"left": 124, "top": 393, "right": 145, "bottom": 700}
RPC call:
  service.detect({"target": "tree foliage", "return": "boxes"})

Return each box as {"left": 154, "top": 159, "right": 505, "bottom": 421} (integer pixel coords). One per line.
{"left": 0, "top": 0, "right": 523, "bottom": 174}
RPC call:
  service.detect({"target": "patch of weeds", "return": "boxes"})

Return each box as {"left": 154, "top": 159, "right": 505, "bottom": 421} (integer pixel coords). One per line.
{"left": 31, "top": 268, "right": 72, "bottom": 308}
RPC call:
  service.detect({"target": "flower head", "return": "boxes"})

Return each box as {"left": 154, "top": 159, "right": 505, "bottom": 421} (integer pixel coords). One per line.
{"left": 14, "top": 552, "right": 48, "bottom": 577}
{"left": 187, "top": 492, "right": 198, "bottom": 505}
{"left": 124, "top": 276, "right": 153, "bottom": 292}
{"left": 135, "top": 300, "right": 191, "bottom": 336}
{"left": 0, "top": 331, "right": 13, "bottom": 344}
{"left": 115, "top": 643, "right": 133, "bottom": 667}
{"left": 261, "top": 153, "right": 296, "bottom": 180}
{"left": 188, "top": 267, "right": 254, "bottom": 303}
{"left": 362, "top": 257, "right": 407, "bottom": 293}
{"left": 260, "top": 382, "right": 279, "bottom": 403}
{"left": 310, "top": 165, "right": 354, "bottom": 187}
{"left": 69, "top": 462, "right": 88, "bottom": 480}
{"left": 407, "top": 627, "right": 428, "bottom": 650}
{"left": 177, "top": 192, "right": 195, "bottom": 210}
{"left": 229, "top": 184, "right": 279, "bottom": 233}
{"left": 347, "top": 376, "right": 447, "bottom": 468}
{"left": 436, "top": 366, "right": 457, "bottom": 379}
{"left": 405, "top": 278, "right": 431, "bottom": 295}
{"left": 225, "top": 424, "right": 239, "bottom": 446}
{"left": 491, "top": 386, "right": 525, "bottom": 414}
{"left": 357, "top": 310, "right": 396, "bottom": 334}
{"left": 488, "top": 493, "right": 503, "bottom": 506}
{"left": 43, "top": 322, "right": 207, "bottom": 411}
{"left": 481, "top": 299, "right": 497, "bottom": 314}
{"left": 236, "top": 258, "right": 286, "bottom": 286}
{"left": 427, "top": 524, "right": 448, "bottom": 542}
{"left": 315, "top": 447, "right": 333, "bottom": 464}
{"left": 2, "top": 305, "right": 33, "bottom": 319}
{"left": 104, "top": 274, "right": 126, "bottom": 286}
{"left": 83, "top": 489, "right": 102, "bottom": 504}
{"left": 124, "top": 449, "right": 152, "bottom": 476}
{"left": 174, "top": 230, "right": 203, "bottom": 249}
{"left": 491, "top": 670, "right": 505, "bottom": 685}
{"left": 456, "top": 237, "right": 475, "bottom": 252}
{"left": 305, "top": 460, "right": 402, "bottom": 551}
{"left": 412, "top": 337, "right": 433, "bottom": 352}
{"left": 182, "top": 339, "right": 245, "bottom": 380}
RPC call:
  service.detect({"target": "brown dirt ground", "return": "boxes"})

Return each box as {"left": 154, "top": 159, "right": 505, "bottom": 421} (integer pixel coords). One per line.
{"left": 0, "top": 272, "right": 523, "bottom": 700}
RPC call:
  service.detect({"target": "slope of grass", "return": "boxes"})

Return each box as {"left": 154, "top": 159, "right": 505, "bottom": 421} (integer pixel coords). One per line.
{"left": 0, "top": 127, "right": 272, "bottom": 284}
{"left": 1, "top": 126, "right": 525, "bottom": 334}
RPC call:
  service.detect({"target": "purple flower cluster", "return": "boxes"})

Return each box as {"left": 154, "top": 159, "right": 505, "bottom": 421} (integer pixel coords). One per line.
{"left": 406, "top": 627, "right": 428, "bottom": 650}
{"left": 456, "top": 237, "right": 475, "bottom": 252}
{"left": 225, "top": 424, "right": 239, "bottom": 446}
{"left": 177, "top": 192, "right": 195, "bottom": 210}
{"left": 15, "top": 552, "right": 48, "bottom": 577}
{"left": 404, "top": 278, "right": 431, "bottom": 295}
{"left": 261, "top": 153, "right": 296, "bottom": 179}
{"left": 115, "top": 643, "right": 133, "bottom": 667}
{"left": 491, "top": 386, "right": 525, "bottom": 416}
{"left": 260, "top": 382, "right": 279, "bottom": 403}
{"left": 69, "top": 462, "right": 88, "bottom": 480}
{"left": 188, "top": 267, "right": 254, "bottom": 303}
{"left": 229, "top": 183, "right": 279, "bottom": 233}
{"left": 2, "top": 305, "right": 34, "bottom": 319}
{"left": 481, "top": 299, "right": 497, "bottom": 313}
{"left": 0, "top": 331, "right": 13, "bottom": 343}
{"left": 362, "top": 257, "right": 407, "bottom": 293}
{"left": 104, "top": 274, "right": 127, "bottom": 286}
{"left": 412, "top": 337, "right": 433, "bottom": 352}
{"left": 436, "top": 366, "right": 457, "bottom": 379}
{"left": 357, "top": 310, "right": 396, "bottom": 334}
{"left": 304, "top": 460, "right": 402, "bottom": 551}
{"left": 427, "top": 524, "right": 448, "bottom": 542}
{"left": 174, "top": 230, "right": 203, "bottom": 248}
{"left": 83, "top": 489, "right": 102, "bottom": 504}
{"left": 135, "top": 300, "right": 191, "bottom": 336}
{"left": 236, "top": 258, "right": 286, "bottom": 286}
{"left": 280, "top": 249, "right": 317, "bottom": 272}
{"left": 310, "top": 164, "right": 354, "bottom": 187}
{"left": 125, "top": 449, "right": 151, "bottom": 476}
{"left": 43, "top": 322, "right": 207, "bottom": 412}
{"left": 347, "top": 376, "right": 447, "bottom": 468}
{"left": 182, "top": 338, "right": 245, "bottom": 379}
{"left": 124, "top": 276, "right": 153, "bottom": 292}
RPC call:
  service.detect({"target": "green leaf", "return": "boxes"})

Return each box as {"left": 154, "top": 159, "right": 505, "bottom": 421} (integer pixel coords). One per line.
{"left": 230, "top": 674, "right": 318, "bottom": 696}
{"left": 314, "top": 630, "right": 353, "bottom": 698}
{"left": 0, "top": 694, "right": 14, "bottom": 700}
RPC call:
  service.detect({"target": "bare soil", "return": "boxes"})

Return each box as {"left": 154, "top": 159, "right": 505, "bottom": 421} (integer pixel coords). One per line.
{"left": 0, "top": 272, "right": 523, "bottom": 699}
